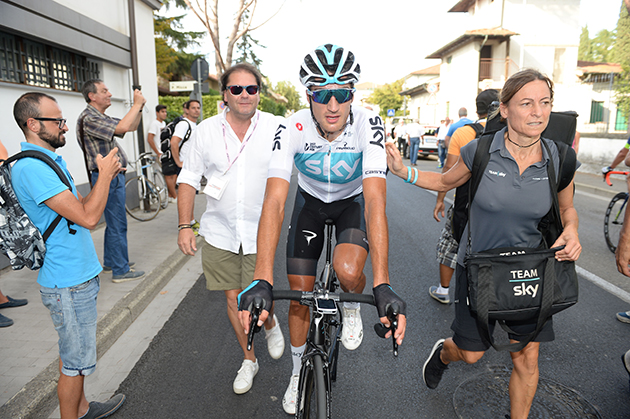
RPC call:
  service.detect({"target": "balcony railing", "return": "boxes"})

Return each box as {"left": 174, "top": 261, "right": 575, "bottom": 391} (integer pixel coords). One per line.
{"left": 479, "top": 58, "right": 520, "bottom": 82}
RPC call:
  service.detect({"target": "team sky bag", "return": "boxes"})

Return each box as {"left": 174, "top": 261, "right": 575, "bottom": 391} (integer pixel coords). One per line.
{"left": 0, "top": 150, "right": 73, "bottom": 270}
{"left": 463, "top": 131, "right": 579, "bottom": 352}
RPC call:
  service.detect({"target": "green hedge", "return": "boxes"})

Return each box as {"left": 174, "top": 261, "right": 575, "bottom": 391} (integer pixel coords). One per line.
{"left": 158, "top": 93, "right": 286, "bottom": 123}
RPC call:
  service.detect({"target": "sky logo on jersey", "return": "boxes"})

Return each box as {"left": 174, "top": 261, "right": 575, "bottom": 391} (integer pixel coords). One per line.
{"left": 273, "top": 124, "right": 286, "bottom": 151}
{"left": 294, "top": 152, "right": 363, "bottom": 183}
{"left": 369, "top": 116, "right": 384, "bottom": 149}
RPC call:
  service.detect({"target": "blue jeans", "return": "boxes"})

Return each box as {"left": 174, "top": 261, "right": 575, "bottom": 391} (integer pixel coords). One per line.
{"left": 91, "top": 172, "right": 129, "bottom": 275}
{"left": 409, "top": 137, "right": 420, "bottom": 165}
{"left": 40, "top": 277, "right": 100, "bottom": 376}
{"left": 438, "top": 142, "right": 447, "bottom": 167}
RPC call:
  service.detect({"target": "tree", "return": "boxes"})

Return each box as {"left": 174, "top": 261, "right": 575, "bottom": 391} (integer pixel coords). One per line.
{"left": 613, "top": 0, "right": 630, "bottom": 124}
{"left": 578, "top": 26, "right": 592, "bottom": 61}
{"left": 154, "top": 13, "right": 205, "bottom": 80}
{"left": 367, "top": 80, "right": 405, "bottom": 118}
{"left": 274, "top": 81, "right": 304, "bottom": 112}
{"left": 590, "top": 29, "right": 616, "bottom": 62}
{"left": 181, "top": 0, "right": 284, "bottom": 77}
{"left": 233, "top": 10, "right": 265, "bottom": 72}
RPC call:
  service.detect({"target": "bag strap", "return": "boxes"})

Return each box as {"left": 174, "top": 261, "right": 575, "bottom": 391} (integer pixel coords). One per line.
{"left": 464, "top": 134, "right": 493, "bottom": 251}
{"left": 3, "top": 150, "right": 76, "bottom": 241}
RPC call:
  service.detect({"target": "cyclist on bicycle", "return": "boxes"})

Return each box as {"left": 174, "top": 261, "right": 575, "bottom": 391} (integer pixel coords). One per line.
{"left": 237, "top": 44, "right": 407, "bottom": 414}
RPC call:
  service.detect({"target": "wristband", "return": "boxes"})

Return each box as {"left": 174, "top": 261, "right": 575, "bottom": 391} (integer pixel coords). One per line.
{"left": 178, "top": 224, "right": 192, "bottom": 231}
{"left": 405, "top": 166, "right": 412, "bottom": 183}
{"left": 412, "top": 168, "right": 419, "bottom": 184}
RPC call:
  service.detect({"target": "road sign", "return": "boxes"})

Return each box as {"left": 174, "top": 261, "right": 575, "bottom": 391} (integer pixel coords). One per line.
{"left": 191, "top": 58, "right": 209, "bottom": 82}
{"left": 169, "top": 81, "right": 196, "bottom": 92}
{"left": 387, "top": 109, "right": 395, "bottom": 117}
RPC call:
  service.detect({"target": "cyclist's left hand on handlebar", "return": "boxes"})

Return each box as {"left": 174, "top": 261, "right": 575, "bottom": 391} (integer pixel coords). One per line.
{"left": 238, "top": 280, "right": 273, "bottom": 333}
{"left": 373, "top": 284, "right": 407, "bottom": 345}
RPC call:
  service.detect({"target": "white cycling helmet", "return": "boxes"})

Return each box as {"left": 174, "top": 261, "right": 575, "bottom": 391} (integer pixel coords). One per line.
{"left": 299, "top": 44, "right": 361, "bottom": 88}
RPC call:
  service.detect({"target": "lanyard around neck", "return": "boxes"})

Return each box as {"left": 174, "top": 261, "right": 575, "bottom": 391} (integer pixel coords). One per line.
{"left": 222, "top": 112, "right": 260, "bottom": 175}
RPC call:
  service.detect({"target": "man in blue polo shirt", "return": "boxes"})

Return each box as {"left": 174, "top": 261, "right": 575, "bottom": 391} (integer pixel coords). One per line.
{"left": 443, "top": 107, "right": 472, "bottom": 152}
{"left": 12, "top": 92, "right": 125, "bottom": 419}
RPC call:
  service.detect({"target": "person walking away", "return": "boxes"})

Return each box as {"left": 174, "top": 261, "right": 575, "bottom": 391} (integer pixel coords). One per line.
{"left": 77, "top": 79, "right": 146, "bottom": 283}
{"left": 436, "top": 118, "right": 451, "bottom": 168}
{"left": 176, "top": 63, "right": 285, "bottom": 395}
{"left": 386, "top": 69, "right": 581, "bottom": 419}
{"left": 13, "top": 92, "right": 126, "bottom": 419}
{"left": 405, "top": 119, "right": 424, "bottom": 166}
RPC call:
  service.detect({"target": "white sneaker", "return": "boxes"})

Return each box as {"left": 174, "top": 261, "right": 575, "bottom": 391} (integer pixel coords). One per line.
{"left": 168, "top": 197, "right": 177, "bottom": 204}
{"left": 265, "top": 314, "right": 285, "bottom": 360}
{"left": 282, "top": 374, "right": 299, "bottom": 414}
{"left": 233, "top": 359, "right": 259, "bottom": 394}
{"left": 341, "top": 305, "right": 363, "bottom": 350}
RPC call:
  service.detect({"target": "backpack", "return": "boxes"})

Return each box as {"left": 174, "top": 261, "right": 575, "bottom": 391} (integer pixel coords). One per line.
{"left": 0, "top": 150, "right": 75, "bottom": 270}
{"left": 160, "top": 116, "right": 191, "bottom": 160}
{"left": 451, "top": 111, "right": 578, "bottom": 243}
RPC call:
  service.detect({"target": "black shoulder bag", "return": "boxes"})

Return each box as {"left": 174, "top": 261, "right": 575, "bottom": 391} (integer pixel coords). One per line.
{"left": 464, "top": 139, "right": 579, "bottom": 352}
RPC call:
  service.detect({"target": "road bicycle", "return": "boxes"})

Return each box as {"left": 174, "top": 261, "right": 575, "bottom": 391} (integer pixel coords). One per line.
{"left": 125, "top": 152, "right": 168, "bottom": 221}
{"left": 247, "top": 219, "right": 399, "bottom": 419}
{"left": 604, "top": 170, "right": 629, "bottom": 253}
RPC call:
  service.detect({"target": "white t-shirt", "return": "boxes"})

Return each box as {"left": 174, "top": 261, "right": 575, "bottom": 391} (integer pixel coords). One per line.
{"left": 405, "top": 122, "right": 424, "bottom": 138}
{"left": 148, "top": 119, "right": 166, "bottom": 152}
{"left": 173, "top": 117, "right": 197, "bottom": 161}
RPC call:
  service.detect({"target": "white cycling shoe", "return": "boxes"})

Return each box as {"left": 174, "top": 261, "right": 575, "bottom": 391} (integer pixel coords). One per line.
{"left": 341, "top": 305, "right": 363, "bottom": 350}
{"left": 282, "top": 374, "right": 299, "bottom": 414}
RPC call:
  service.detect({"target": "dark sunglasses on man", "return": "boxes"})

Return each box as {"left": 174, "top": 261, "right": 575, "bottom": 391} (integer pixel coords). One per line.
{"left": 226, "top": 85, "right": 260, "bottom": 96}
{"left": 307, "top": 88, "right": 355, "bottom": 105}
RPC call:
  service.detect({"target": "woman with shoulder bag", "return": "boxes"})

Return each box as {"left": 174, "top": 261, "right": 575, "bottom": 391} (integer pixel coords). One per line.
{"left": 385, "top": 69, "right": 581, "bottom": 419}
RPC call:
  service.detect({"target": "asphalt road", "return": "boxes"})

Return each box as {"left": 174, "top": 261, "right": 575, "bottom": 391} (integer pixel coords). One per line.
{"left": 114, "top": 158, "right": 630, "bottom": 418}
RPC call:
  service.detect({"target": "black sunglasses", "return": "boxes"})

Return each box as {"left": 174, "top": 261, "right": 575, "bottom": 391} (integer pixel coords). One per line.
{"left": 226, "top": 85, "right": 259, "bottom": 95}
{"left": 25, "top": 117, "right": 67, "bottom": 129}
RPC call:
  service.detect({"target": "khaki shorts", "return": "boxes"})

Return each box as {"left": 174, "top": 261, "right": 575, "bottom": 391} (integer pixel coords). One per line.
{"left": 202, "top": 242, "right": 257, "bottom": 291}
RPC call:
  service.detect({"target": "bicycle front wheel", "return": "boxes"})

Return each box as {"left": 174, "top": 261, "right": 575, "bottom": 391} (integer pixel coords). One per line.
{"left": 604, "top": 192, "right": 628, "bottom": 253}
{"left": 152, "top": 170, "right": 169, "bottom": 209}
{"left": 125, "top": 176, "right": 161, "bottom": 221}
{"left": 296, "top": 355, "right": 330, "bottom": 419}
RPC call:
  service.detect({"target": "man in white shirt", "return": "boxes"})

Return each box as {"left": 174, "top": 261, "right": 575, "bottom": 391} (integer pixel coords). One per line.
{"left": 162, "top": 100, "right": 199, "bottom": 201}
{"left": 436, "top": 117, "right": 451, "bottom": 169}
{"left": 146, "top": 104, "right": 167, "bottom": 158}
{"left": 176, "top": 63, "right": 285, "bottom": 395}
{"left": 405, "top": 119, "right": 425, "bottom": 166}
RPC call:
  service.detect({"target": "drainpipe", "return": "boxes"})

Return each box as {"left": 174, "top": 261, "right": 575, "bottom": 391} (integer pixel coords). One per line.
{"left": 128, "top": 0, "right": 145, "bottom": 155}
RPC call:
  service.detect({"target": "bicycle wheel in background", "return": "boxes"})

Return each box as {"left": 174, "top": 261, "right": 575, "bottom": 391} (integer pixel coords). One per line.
{"left": 152, "top": 170, "right": 168, "bottom": 209}
{"left": 296, "top": 354, "right": 330, "bottom": 419}
{"left": 125, "top": 176, "right": 161, "bottom": 221}
{"left": 604, "top": 192, "right": 628, "bottom": 253}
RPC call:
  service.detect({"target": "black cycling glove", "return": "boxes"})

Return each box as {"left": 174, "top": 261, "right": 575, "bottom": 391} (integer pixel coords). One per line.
{"left": 238, "top": 279, "right": 273, "bottom": 313}
{"left": 373, "top": 284, "right": 407, "bottom": 318}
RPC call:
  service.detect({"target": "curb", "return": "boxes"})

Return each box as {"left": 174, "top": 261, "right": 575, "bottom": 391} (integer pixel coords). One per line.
{"left": 0, "top": 236, "right": 202, "bottom": 419}
{"left": 575, "top": 182, "right": 624, "bottom": 200}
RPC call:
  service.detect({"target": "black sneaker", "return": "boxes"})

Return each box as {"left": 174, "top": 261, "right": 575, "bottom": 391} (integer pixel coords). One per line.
{"left": 81, "top": 394, "right": 125, "bottom": 419}
{"left": 422, "top": 339, "right": 448, "bottom": 389}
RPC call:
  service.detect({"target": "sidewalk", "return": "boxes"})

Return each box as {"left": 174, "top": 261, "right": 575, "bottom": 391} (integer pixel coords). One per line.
{"left": 0, "top": 194, "right": 207, "bottom": 419}
{"left": 0, "top": 167, "right": 626, "bottom": 419}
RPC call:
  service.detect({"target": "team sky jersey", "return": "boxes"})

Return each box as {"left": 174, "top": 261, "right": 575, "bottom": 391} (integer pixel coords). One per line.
{"left": 267, "top": 105, "right": 387, "bottom": 203}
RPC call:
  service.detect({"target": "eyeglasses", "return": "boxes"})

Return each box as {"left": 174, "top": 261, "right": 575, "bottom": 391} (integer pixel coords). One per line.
{"left": 25, "top": 117, "right": 67, "bottom": 129}
{"left": 226, "top": 85, "right": 259, "bottom": 95}
{"left": 307, "top": 89, "right": 355, "bottom": 105}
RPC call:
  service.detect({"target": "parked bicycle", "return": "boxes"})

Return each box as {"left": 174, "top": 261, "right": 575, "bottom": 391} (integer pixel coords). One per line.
{"left": 247, "top": 220, "right": 399, "bottom": 419}
{"left": 604, "top": 170, "right": 630, "bottom": 253}
{"left": 125, "top": 152, "right": 168, "bottom": 221}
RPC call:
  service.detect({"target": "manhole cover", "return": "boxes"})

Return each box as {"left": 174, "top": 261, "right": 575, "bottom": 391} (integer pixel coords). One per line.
{"left": 452, "top": 365, "right": 602, "bottom": 418}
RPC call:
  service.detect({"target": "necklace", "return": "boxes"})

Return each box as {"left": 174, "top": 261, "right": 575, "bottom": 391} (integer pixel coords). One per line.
{"left": 507, "top": 133, "right": 541, "bottom": 149}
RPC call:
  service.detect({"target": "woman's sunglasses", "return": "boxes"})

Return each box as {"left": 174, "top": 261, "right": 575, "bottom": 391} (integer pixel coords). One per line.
{"left": 226, "top": 85, "right": 260, "bottom": 95}
{"left": 307, "top": 88, "right": 355, "bottom": 105}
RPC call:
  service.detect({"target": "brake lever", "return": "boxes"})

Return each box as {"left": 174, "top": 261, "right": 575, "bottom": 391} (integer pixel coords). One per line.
{"left": 373, "top": 303, "right": 400, "bottom": 357}
{"left": 246, "top": 297, "right": 263, "bottom": 351}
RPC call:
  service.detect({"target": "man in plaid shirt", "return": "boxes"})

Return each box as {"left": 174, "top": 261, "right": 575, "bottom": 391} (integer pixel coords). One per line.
{"left": 77, "top": 79, "right": 146, "bottom": 282}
